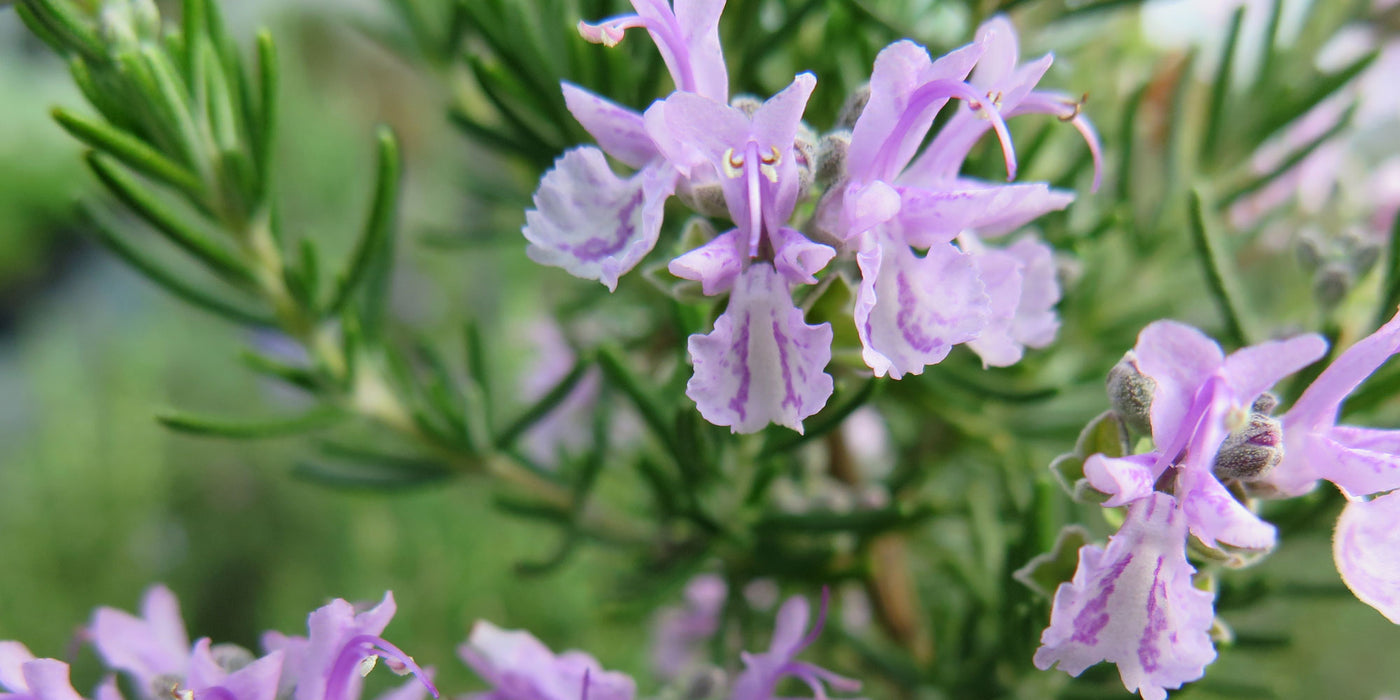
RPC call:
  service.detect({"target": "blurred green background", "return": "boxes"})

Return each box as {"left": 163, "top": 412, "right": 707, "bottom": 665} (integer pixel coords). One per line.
{"left": 3, "top": 0, "right": 1400, "bottom": 698}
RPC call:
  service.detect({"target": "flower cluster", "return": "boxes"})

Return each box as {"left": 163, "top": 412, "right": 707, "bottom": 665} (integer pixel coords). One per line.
{"left": 1, "top": 587, "right": 436, "bottom": 700}
{"left": 523, "top": 0, "right": 1099, "bottom": 434}
{"left": 0, "top": 587, "right": 853, "bottom": 700}
{"left": 1034, "top": 314, "right": 1400, "bottom": 699}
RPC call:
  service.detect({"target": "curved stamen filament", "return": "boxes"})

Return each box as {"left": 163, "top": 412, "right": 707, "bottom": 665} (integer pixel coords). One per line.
{"left": 871, "top": 78, "right": 1019, "bottom": 182}
{"left": 324, "top": 634, "right": 439, "bottom": 700}
{"left": 1011, "top": 91, "right": 1103, "bottom": 192}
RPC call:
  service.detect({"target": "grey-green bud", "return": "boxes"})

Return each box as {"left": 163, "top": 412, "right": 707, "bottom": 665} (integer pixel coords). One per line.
{"left": 729, "top": 95, "right": 763, "bottom": 117}
{"left": 815, "top": 130, "right": 851, "bottom": 190}
{"left": 677, "top": 178, "right": 730, "bottom": 218}
{"left": 1314, "top": 262, "right": 1353, "bottom": 308}
{"left": 211, "top": 644, "right": 256, "bottom": 673}
{"left": 1107, "top": 351, "right": 1155, "bottom": 435}
{"left": 1213, "top": 413, "right": 1284, "bottom": 481}
{"left": 836, "top": 84, "right": 871, "bottom": 130}
{"left": 794, "top": 123, "right": 819, "bottom": 201}
{"left": 1251, "top": 392, "right": 1278, "bottom": 415}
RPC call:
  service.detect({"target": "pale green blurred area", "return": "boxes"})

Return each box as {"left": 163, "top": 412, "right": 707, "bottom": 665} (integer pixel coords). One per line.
{"left": 2, "top": 1, "right": 1400, "bottom": 699}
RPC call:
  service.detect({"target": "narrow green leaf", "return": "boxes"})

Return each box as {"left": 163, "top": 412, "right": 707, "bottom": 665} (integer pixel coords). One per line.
{"left": 239, "top": 348, "right": 320, "bottom": 392}
{"left": 1255, "top": 50, "right": 1376, "bottom": 142}
{"left": 462, "top": 320, "right": 494, "bottom": 436}
{"left": 1256, "top": 0, "right": 1284, "bottom": 89}
{"left": 84, "top": 207, "right": 274, "bottom": 326}
{"left": 181, "top": 0, "right": 208, "bottom": 80}
{"left": 1221, "top": 104, "right": 1356, "bottom": 208}
{"left": 597, "top": 346, "right": 676, "bottom": 452}
{"left": 756, "top": 502, "right": 934, "bottom": 535}
{"left": 157, "top": 405, "right": 347, "bottom": 438}
{"left": 1115, "top": 80, "right": 1148, "bottom": 204}
{"left": 253, "top": 31, "right": 279, "bottom": 193}
{"left": 140, "top": 45, "right": 207, "bottom": 173}
{"left": 464, "top": 54, "right": 565, "bottom": 163}
{"left": 86, "top": 153, "right": 253, "bottom": 284}
{"left": 15, "top": 3, "right": 69, "bottom": 56}
{"left": 292, "top": 458, "right": 451, "bottom": 491}
{"left": 326, "top": 127, "right": 402, "bottom": 316}
{"left": 21, "top": 0, "right": 105, "bottom": 62}
{"left": 1201, "top": 7, "right": 1245, "bottom": 163}
{"left": 53, "top": 108, "right": 205, "bottom": 199}
{"left": 1188, "top": 189, "right": 1251, "bottom": 347}
{"left": 494, "top": 356, "right": 591, "bottom": 449}
{"left": 1376, "top": 210, "right": 1400, "bottom": 327}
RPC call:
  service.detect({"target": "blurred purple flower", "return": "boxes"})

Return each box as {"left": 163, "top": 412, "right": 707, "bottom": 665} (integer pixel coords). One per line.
{"left": 727, "top": 592, "right": 859, "bottom": 700}
{"left": 459, "top": 621, "right": 635, "bottom": 700}
{"left": 651, "top": 575, "right": 728, "bottom": 681}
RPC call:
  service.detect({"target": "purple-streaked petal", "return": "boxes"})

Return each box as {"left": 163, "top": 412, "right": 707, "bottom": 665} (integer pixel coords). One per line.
{"left": 1221, "top": 334, "right": 1327, "bottom": 403}
{"left": 561, "top": 84, "right": 657, "bottom": 170}
{"left": 1288, "top": 311, "right": 1400, "bottom": 431}
{"left": 770, "top": 227, "right": 835, "bottom": 286}
{"left": 1133, "top": 321, "right": 1225, "bottom": 449}
{"left": 0, "top": 643, "right": 35, "bottom": 693}
{"left": 854, "top": 231, "right": 988, "bottom": 379}
{"left": 90, "top": 585, "right": 191, "bottom": 687}
{"left": 686, "top": 264, "right": 834, "bottom": 434}
{"left": 1083, "top": 453, "right": 1160, "bottom": 507}
{"left": 669, "top": 229, "right": 745, "bottom": 295}
{"left": 524, "top": 150, "right": 676, "bottom": 291}
{"left": 895, "top": 181, "right": 1073, "bottom": 248}
{"left": 1033, "top": 493, "right": 1216, "bottom": 700}
{"left": 1335, "top": 492, "right": 1400, "bottom": 624}
{"left": 20, "top": 661, "right": 84, "bottom": 700}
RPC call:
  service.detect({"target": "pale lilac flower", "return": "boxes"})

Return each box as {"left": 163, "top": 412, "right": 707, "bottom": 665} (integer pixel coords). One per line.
{"left": 728, "top": 592, "right": 859, "bottom": 700}
{"left": 90, "top": 584, "right": 191, "bottom": 690}
{"left": 518, "top": 321, "right": 604, "bottom": 468}
{"left": 262, "top": 592, "right": 436, "bottom": 700}
{"left": 0, "top": 644, "right": 111, "bottom": 700}
{"left": 958, "top": 232, "right": 1061, "bottom": 368}
{"left": 525, "top": 0, "right": 728, "bottom": 291}
{"left": 459, "top": 621, "right": 635, "bottom": 700}
{"left": 651, "top": 574, "right": 728, "bottom": 681}
{"left": 1259, "top": 312, "right": 1400, "bottom": 621}
{"left": 1082, "top": 321, "right": 1325, "bottom": 549}
{"left": 1034, "top": 493, "right": 1216, "bottom": 700}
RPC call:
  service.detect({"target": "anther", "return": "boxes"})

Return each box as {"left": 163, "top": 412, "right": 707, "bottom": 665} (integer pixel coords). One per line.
{"left": 1058, "top": 93, "right": 1088, "bottom": 122}
{"left": 722, "top": 148, "right": 745, "bottom": 178}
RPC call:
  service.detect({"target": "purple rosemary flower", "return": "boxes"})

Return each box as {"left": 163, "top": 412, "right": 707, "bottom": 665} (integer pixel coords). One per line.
{"left": 0, "top": 644, "right": 115, "bottom": 700}
{"left": 262, "top": 592, "right": 437, "bottom": 700}
{"left": 90, "top": 584, "right": 190, "bottom": 691}
{"left": 1082, "top": 321, "right": 1325, "bottom": 549}
{"left": 458, "top": 621, "right": 636, "bottom": 700}
{"left": 727, "top": 591, "right": 859, "bottom": 700}
{"left": 958, "top": 232, "right": 1061, "bottom": 368}
{"left": 525, "top": 0, "right": 727, "bottom": 291}
{"left": 1261, "top": 311, "right": 1400, "bottom": 621}
{"left": 1033, "top": 492, "right": 1216, "bottom": 700}
{"left": 651, "top": 574, "right": 727, "bottom": 681}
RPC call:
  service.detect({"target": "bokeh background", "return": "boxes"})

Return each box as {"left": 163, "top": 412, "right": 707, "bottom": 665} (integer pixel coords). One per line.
{"left": 3, "top": 0, "right": 1400, "bottom": 698}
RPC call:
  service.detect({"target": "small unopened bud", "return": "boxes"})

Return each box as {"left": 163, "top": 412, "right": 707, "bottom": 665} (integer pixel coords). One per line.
{"left": 677, "top": 178, "right": 729, "bottom": 218}
{"left": 794, "top": 123, "right": 818, "bottom": 201}
{"left": 836, "top": 84, "right": 871, "bottom": 130}
{"left": 1314, "top": 262, "right": 1353, "bottom": 308}
{"left": 1295, "top": 232, "right": 1325, "bottom": 272}
{"left": 1213, "top": 413, "right": 1283, "bottom": 481}
{"left": 729, "top": 95, "right": 763, "bottom": 118}
{"left": 1251, "top": 392, "right": 1278, "bottom": 415}
{"left": 1107, "top": 351, "right": 1155, "bottom": 435}
{"left": 99, "top": 0, "right": 160, "bottom": 50}
{"left": 210, "top": 643, "right": 256, "bottom": 673}
{"left": 815, "top": 131, "right": 850, "bottom": 190}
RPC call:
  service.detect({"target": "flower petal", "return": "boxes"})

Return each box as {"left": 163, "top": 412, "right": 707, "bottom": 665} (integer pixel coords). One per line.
{"left": 1288, "top": 311, "right": 1400, "bottom": 431}
{"left": 970, "top": 15, "right": 1020, "bottom": 87}
{"left": 854, "top": 231, "right": 988, "bottom": 379}
{"left": 961, "top": 235, "right": 1024, "bottom": 367}
{"left": 1034, "top": 493, "right": 1216, "bottom": 700}
{"left": 1221, "top": 334, "right": 1327, "bottom": 403}
{"left": 890, "top": 182, "right": 1068, "bottom": 248}
{"left": 20, "top": 660, "right": 85, "bottom": 700}
{"left": 644, "top": 93, "right": 749, "bottom": 177}
{"left": 90, "top": 585, "right": 190, "bottom": 687}
{"left": 1311, "top": 426, "right": 1400, "bottom": 497}
{"left": 460, "top": 621, "right": 635, "bottom": 700}
{"left": 524, "top": 150, "right": 676, "bottom": 291}
{"left": 0, "top": 642, "right": 35, "bottom": 693}
{"left": 1179, "top": 468, "right": 1277, "bottom": 550}
{"left": 1083, "top": 453, "right": 1160, "bottom": 507}
{"left": 561, "top": 83, "right": 658, "bottom": 170}
{"left": 669, "top": 229, "right": 745, "bottom": 295}
{"left": 672, "top": 0, "right": 729, "bottom": 101}
{"left": 686, "top": 264, "right": 834, "bottom": 433}
{"left": 1335, "top": 492, "right": 1400, "bottom": 624}
{"left": 1133, "top": 321, "right": 1225, "bottom": 449}
{"left": 770, "top": 227, "right": 835, "bottom": 286}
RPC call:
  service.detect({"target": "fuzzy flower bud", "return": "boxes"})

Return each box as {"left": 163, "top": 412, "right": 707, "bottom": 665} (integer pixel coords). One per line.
{"left": 835, "top": 84, "right": 870, "bottom": 130}
{"left": 1213, "top": 413, "right": 1284, "bottom": 481}
{"left": 814, "top": 131, "right": 850, "bottom": 190}
{"left": 1107, "top": 351, "right": 1155, "bottom": 435}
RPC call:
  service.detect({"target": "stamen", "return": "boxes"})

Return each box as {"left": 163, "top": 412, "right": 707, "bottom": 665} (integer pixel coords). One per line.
{"left": 723, "top": 148, "right": 745, "bottom": 178}
{"left": 1058, "top": 93, "right": 1088, "bottom": 122}
{"left": 761, "top": 145, "right": 781, "bottom": 165}
{"left": 325, "top": 634, "right": 439, "bottom": 700}
{"left": 759, "top": 145, "right": 781, "bottom": 182}
{"left": 871, "top": 79, "right": 1019, "bottom": 182}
